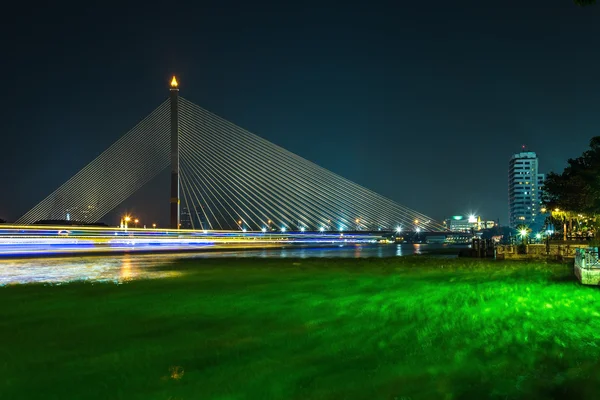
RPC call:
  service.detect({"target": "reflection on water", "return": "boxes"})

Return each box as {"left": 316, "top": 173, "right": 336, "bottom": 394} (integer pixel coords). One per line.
{"left": 120, "top": 256, "right": 134, "bottom": 281}
{"left": 0, "top": 253, "right": 183, "bottom": 286}
{"left": 0, "top": 244, "right": 462, "bottom": 285}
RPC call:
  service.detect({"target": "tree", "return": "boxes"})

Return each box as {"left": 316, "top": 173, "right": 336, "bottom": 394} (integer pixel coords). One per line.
{"left": 574, "top": 0, "right": 596, "bottom": 6}
{"left": 0, "top": 219, "right": 5, "bottom": 224}
{"left": 543, "top": 136, "right": 600, "bottom": 238}
{"left": 543, "top": 137, "right": 600, "bottom": 215}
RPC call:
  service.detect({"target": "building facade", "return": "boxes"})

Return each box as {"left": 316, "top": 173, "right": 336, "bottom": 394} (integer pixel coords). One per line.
{"left": 508, "top": 151, "right": 544, "bottom": 229}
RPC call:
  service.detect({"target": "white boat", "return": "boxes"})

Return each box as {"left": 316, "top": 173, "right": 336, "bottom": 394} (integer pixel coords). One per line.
{"left": 574, "top": 247, "right": 600, "bottom": 285}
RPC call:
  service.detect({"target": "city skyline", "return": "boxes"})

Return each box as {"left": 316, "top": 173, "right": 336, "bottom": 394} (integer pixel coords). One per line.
{"left": 0, "top": 1, "right": 599, "bottom": 224}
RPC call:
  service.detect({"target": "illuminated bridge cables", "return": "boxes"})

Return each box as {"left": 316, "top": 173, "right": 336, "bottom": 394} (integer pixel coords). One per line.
{"left": 186, "top": 116, "right": 352, "bottom": 229}
{"left": 180, "top": 166, "right": 213, "bottom": 230}
{"left": 179, "top": 98, "right": 404, "bottom": 228}
{"left": 179, "top": 97, "right": 445, "bottom": 231}
{"left": 181, "top": 152, "right": 229, "bottom": 230}
{"left": 18, "top": 101, "right": 169, "bottom": 223}
{"left": 181, "top": 136, "right": 272, "bottom": 230}
{"left": 181, "top": 148, "right": 263, "bottom": 231}
{"left": 17, "top": 101, "right": 171, "bottom": 225}
{"left": 181, "top": 145, "right": 254, "bottom": 230}
{"left": 180, "top": 124, "right": 302, "bottom": 230}
{"left": 180, "top": 116, "right": 287, "bottom": 230}
{"left": 64, "top": 106, "right": 170, "bottom": 221}
{"left": 180, "top": 105, "right": 336, "bottom": 230}
{"left": 180, "top": 99, "right": 439, "bottom": 231}
{"left": 181, "top": 163, "right": 220, "bottom": 231}
{"left": 180, "top": 126, "right": 266, "bottom": 231}
{"left": 179, "top": 106, "right": 343, "bottom": 230}
{"left": 181, "top": 97, "right": 376, "bottom": 230}
{"left": 180, "top": 100, "right": 352, "bottom": 230}
{"left": 179, "top": 120, "right": 275, "bottom": 231}
{"left": 180, "top": 98, "right": 417, "bottom": 230}
{"left": 180, "top": 113, "right": 305, "bottom": 228}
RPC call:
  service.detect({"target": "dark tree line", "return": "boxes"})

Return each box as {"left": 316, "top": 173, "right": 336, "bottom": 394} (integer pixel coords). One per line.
{"left": 543, "top": 137, "right": 600, "bottom": 237}
{"left": 543, "top": 137, "right": 600, "bottom": 215}
{"left": 574, "top": 0, "right": 596, "bottom": 5}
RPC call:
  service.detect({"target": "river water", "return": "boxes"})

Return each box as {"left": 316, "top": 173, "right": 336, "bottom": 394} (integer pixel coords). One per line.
{"left": 0, "top": 243, "right": 464, "bottom": 285}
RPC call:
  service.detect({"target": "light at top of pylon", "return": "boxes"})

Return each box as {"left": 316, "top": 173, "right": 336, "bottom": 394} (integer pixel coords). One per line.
{"left": 170, "top": 76, "right": 178, "bottom": 88}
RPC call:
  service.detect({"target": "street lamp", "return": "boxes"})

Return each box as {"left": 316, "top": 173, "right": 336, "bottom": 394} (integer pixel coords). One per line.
{"left": 518, "top": 228, "right": 529, "bottom": 245}
{"left": 152, "top": 223, "right": 156, "bottom": 229}
{"left": 519, "top": 229, "right": 528, "bottom": 237}
{"left": 134, "top": 218, "right": 139, "bottom": 228}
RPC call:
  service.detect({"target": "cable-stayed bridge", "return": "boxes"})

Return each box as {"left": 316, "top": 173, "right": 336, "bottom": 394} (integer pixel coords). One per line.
{"left": 16, "top": 78, "right": 445, "bottom": 234}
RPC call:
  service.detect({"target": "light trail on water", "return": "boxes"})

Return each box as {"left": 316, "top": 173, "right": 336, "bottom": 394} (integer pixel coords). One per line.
{"left": 0, "top": 225, "right": 384, "bottom": 257}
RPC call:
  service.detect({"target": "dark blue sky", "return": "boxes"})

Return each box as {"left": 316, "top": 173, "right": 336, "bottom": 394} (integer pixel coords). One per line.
{"left": 1, "top": 0, "right": 598, "bottom": 225}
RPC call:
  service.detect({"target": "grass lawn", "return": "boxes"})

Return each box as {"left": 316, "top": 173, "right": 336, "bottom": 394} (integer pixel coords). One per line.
{"left": 1, "top": 257, "right": 599, "bottom": 399}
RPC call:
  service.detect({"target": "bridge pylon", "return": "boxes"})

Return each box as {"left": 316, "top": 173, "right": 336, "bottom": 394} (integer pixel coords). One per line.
{"left": 169, "top": 76, "right": 180, "bottom": 229}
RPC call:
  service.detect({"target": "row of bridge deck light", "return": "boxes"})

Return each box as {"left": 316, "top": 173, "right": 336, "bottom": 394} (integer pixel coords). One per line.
{"left": 234, "top": 218, "right": 425, "bottom": 233}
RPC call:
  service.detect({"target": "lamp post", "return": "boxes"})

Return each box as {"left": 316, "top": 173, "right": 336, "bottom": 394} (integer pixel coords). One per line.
{"left": 519, "top": 228, "right": 529, "bottom": 245}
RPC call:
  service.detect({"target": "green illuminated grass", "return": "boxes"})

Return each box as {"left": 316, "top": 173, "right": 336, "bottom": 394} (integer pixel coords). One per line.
{"left": 1, "top": 257, "right": 599, "bottom": 399}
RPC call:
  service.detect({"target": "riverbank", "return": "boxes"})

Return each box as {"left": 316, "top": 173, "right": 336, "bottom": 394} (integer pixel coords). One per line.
{"left": 0, "top": 257, "right": 595, "bottom": 399}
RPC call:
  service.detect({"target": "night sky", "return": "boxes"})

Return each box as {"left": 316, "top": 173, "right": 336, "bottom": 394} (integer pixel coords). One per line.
{"left": 1, "top": 1, "right": 599, "bottom": 226}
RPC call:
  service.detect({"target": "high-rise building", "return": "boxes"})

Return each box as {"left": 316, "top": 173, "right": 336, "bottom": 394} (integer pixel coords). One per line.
{"left": 508, "top": 151, "right": 545, "bottom": 229}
